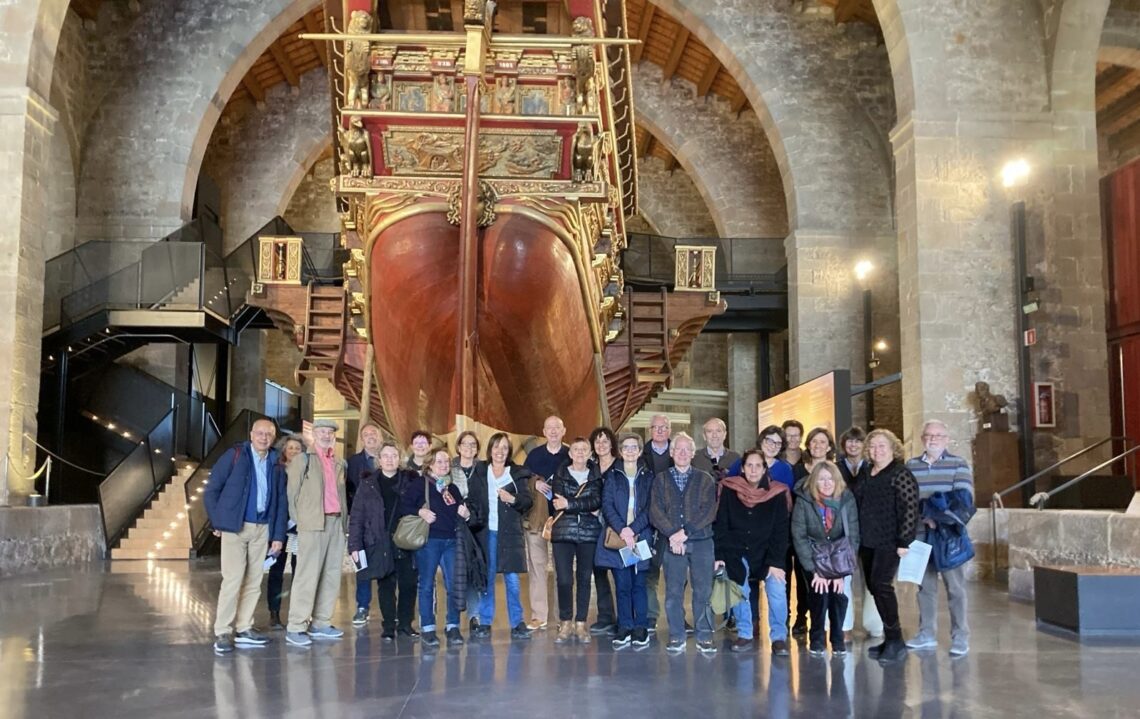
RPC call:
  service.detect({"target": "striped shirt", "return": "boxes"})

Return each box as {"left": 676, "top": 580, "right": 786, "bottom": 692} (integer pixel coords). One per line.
{"left": 905, "top": 450, "right": 973, "bottom": 500}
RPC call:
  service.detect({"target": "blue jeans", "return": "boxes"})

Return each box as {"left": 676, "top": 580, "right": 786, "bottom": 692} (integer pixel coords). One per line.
{"left": 416, "top": 537, "right": 459, "bottom": 631}
{"left": 731, "top": 558, "right": 754, "bottom": 639}
{"left": 478, "top": 531, "right": 524, "bottom": 628}
{"left": 612, "top": 565, "right": 648, "bottom": 630}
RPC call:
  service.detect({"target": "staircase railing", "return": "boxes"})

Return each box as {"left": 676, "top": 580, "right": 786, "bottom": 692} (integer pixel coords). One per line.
{"left": 97, "top": 408, "right": 177, "bottom": 552}
{"left": 184, "top": 409, "right": 270, "bottom": 554}
{"left": 623, "top": 233, "right": 787, "bottom": 289}
{"left": 988, "top": 436, "right": 1138, "bottom": 577}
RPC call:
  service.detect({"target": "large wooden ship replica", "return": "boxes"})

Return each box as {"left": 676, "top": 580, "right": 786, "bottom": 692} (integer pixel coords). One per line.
{"left": 249, "top": 0, "right": 724, "bottom": 441}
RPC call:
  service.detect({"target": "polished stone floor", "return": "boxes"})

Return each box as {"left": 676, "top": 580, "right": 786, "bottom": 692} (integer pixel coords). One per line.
{"left": 1, "top": 561, "right": 1137, "bottom": 718}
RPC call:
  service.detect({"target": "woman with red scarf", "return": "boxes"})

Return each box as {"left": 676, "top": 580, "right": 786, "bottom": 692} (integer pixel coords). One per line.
{"left": 713, "top": 448, "right": 792, "bottom": 654}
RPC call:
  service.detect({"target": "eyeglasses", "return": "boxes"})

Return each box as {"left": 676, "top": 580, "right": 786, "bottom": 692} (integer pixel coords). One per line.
{"left": 458, "top": 441, "right": 478, "bottom": 448}
{"left": 651, "top": 425, "right": 669, "bottom": 431}
{"left": 620, "top": 444, "right": 640, "bottom": 452}
{"left": 761, "top": 437, "right": 781, "bottom": 447}
{"left": 922, "top": 434, "right": 949, "bottom": 440}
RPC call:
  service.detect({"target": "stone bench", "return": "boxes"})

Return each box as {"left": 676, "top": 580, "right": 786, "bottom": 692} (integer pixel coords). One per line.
{"left": 1033, "top": 565, "right": 1140, "bottom": 638}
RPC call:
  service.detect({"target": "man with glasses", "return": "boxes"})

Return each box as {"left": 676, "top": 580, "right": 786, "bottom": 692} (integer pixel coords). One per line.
{"left": 406, "top": 430, "right": 432, "bottom": 473}
{"left": 905, "top": 419, "right": 974, "bottom": 656}
{"left": 692, "top": 417, "right": 739, "bottom": 481}
{"left": 522, "top": 416, "right": 569, "bottom": 631}
{"left": 650, "top": 433, "right": 718, "bottom": 654}
{"left": 285, "top": 418, "right": 349, "bottom": 647}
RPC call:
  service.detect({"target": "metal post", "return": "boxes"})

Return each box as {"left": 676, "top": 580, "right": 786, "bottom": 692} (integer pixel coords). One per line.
{"left": 43, "top": 458, "right": 52, "bottom": 506}
{"left": 759, "top": 332, "right": 771, "bottom": 399}
{"left": 54, "top": 351, "right": 69, "bottom": 503}
{"left": 863, "top": 287, "right": 875, "bottom": 428}
{"left": 1012, "top": 201, "right": 1034, "bottom": 500}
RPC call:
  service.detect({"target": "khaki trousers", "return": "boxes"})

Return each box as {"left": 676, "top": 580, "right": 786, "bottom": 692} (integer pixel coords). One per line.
{"left": 214, "top": 521, "right": 269, "bottom": 636}
{"left": 524, "top": 531, "right": 549, "bottom": 623}
{"left": 287, "top": 515, "right": 345, "bottom": 633}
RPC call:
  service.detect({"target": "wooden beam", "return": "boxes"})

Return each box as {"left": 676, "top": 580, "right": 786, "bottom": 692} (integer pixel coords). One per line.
{"left": 696, "top": 57, "right": 720, "bottom": 98}
{"left": 303, "top": 13, "right": 329, "bottom": 68}
{"left": 242, "top": 72, "right": 267, "bottom": 104}
{"left": 632, "top": 3, "right": 655, "bottom": 63}
{"left": 666, "top": 154, "right": 679, "bottom": 173}
{"left": 641, "top": 134, "right": 654, "bottom": 159}
{"left": 730, "top": 86, "right": 748, "bottom": 113}
{"left": 1098, "top": 85, "right": 1140, "bottom": 131}
{"left": 269, "top": 41, "right": 300, "bottom": 87}
{"left": 1096, "top": 66, "right": 1137, "bottom": 107}
{"left": 1108, "top": 115, "right": 1140, "bottom": 153}
{"left": 834, "top": 0, "right": 858, "bottom": 24}
{"left": 662, "top": 27, "right": 690, "bottom": 81}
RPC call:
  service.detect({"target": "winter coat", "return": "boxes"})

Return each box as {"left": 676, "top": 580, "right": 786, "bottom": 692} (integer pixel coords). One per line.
{"left": 346, "top": 450, "right": 379, "bottom": 511}
{"left": 858, "top": 460, "right": 920, "bottom": 550}
{"left": 790, "top": 484, "right": 861, "bottom": 573}
{"left": 712, "top": 480, "right": 790, "bottom": 586}
{"left": 399, "top": 474, "right": 464, "bottom": 540}
{"left": 837, "top": 458, "right": 870, "bottom": 499}
{"left": 466, "top": 462, "right": 534, "bottom": 574}
{"left": 204, "top": 442, "right": 288, "bottom": 543}
{"left": 595, "top": 462, "right": 655, "bottom": 570}
{"left": 549, "top": 463, "right": 603, "bottom": 544}
{"left": 451, "top": 519, "right": 487, "bottom": 612}
{"left": 347, "top": 473, "right": 392, "bottom": 554}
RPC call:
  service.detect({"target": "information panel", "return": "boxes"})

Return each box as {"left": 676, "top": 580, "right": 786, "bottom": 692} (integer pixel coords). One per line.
{"left": 757, "top": 370, "right": 852, "bottom": 437}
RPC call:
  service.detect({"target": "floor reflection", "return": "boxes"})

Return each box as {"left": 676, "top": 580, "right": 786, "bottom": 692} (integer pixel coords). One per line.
{"left": 0, "top": 562, "right": 1138, "bottom": 717}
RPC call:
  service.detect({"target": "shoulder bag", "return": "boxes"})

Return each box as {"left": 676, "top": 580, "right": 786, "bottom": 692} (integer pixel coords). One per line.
{"left": 541, "top": 479, "right": 589, "bottom": 541}
{"left": 393, "top": 478, "right": 431, "bottom": 551}
{"left": 811, "top": 504, "right": 857, "bottom": 579}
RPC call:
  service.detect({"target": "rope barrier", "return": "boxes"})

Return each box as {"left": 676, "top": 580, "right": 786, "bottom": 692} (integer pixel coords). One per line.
{"left": 4, "top": 455, "right": 51, "bottom": 480}
{"left": 20, "top": 434, "right": 106, "bottom": 476}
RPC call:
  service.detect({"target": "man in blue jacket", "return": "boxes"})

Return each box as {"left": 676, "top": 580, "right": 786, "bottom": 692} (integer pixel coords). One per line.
{"left": 205, "top": 418, "right": 288, "bottom": 654}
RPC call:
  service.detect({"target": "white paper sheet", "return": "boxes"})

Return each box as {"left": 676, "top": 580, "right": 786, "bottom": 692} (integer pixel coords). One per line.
{"left": 896, "top": 539, "right": 932, "bottom": 584}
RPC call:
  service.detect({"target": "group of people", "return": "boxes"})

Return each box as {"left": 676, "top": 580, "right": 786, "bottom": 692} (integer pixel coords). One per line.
{"left": 204, "top": 412, "right": 974, "bottom": 662}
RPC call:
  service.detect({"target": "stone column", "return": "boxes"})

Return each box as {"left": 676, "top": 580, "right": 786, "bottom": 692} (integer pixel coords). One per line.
{"left": 0, "top": 88, "right": 58, "bottom": 503}
{"left": 728, "top": 333, "right": 760, "bottom": 452}
{"left": 891, "top": 114, "right": 1047, "bottom": 451}
{"left": 228, "top": 331, "right": 266, "bottom": 418}
{"left": 785, "top": 230, "right": 864, "bottom": 387}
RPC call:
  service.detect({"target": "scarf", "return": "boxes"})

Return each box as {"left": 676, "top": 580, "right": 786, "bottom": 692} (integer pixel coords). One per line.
{"left": 817, "top": 497, "right": 842, "bottom": 532}
{"left": 721, "top": 473, "right": 791, "bottom": 511}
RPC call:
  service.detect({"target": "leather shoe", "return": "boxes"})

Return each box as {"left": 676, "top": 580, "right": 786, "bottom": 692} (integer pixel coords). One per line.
{"left": 397, "top": 625, "right": 420, "bottom": 639}
{"left": 771, "top": 640, "right": 789, "bottom": 656}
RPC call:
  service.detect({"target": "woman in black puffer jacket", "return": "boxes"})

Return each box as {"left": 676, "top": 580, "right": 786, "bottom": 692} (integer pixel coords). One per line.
{"left": 550, "top": 437, "right": 603, "bottom": 643}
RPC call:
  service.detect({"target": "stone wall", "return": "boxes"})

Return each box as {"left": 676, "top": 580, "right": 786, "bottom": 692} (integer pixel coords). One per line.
{"left": 636, "top": 156, "right": 719, "bottom": 238}
{"left": 283, "top": 156, "right": 339, "bottom": 232}
{"left": 0, "top": 506, "right": 105, "bottom": 575}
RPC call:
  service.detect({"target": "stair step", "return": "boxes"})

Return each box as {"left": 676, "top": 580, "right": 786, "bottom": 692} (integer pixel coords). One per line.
{"left": 112, "top": 546, "right": 190, "bottom": 561}
{"left": 637, "top": 372, "right": 670, "bottom": 383}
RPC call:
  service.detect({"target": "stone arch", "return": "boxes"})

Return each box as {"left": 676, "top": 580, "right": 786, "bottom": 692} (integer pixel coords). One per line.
{"left": 653, "top": 0, "right": 894, "bottom": 237}
{"left": 201, "top": 69, "right": 331, "bottom": 252}
{"left": 633, "top": 112, "right": 727, "bottom": 238}
{"left": 632, "top": 63, "right": 787, "bottom": 238}
{"left": 76, "top": 0, "right": 320, "bottom": 243}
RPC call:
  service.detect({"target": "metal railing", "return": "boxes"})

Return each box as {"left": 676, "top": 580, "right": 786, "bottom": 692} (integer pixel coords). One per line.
{"left": 184, "top": 410, "right": 270, "bottom": 554}
{"left": 988, "top": 436, "right": 1138, "bottom": 577}
{"left": 97, "top": 408, "right": 176, "bottom": 551}
{"left": 622, "top": 233, "right": 787, "bottom": 288}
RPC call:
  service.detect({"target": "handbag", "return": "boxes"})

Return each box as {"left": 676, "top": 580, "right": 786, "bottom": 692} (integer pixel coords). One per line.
{"left": 930, "top": 519, "right": 974, "bottom": 571}
{"left": 541, "top": 479, "right": 589, "bottom": 541}
{"left": 393, "top": 478, "right": 431, "bottom": 551}
{"left": 604, "top": 527, "right": 626, "bottom": 550}
{"left": 811, "top": 505, "right": 857, "bottom": 580}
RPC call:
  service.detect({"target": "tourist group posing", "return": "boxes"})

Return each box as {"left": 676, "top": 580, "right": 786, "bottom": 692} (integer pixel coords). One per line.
{"left": 203, "top": 413, "right": 974, "bottom": 661}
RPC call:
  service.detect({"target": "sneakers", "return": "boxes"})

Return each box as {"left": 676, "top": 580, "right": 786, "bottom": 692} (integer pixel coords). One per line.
{"left": 421, "top": 632, "right": 440, "bottom": 648}
{"left": 285, "top": 631, "right": 312, "bottom": 647}
{"left": 696, "top": 640, "right": 717, "bottom": 655}
{"left": 590, "top": 621, "right": 616, "bottom": 636}
{"left": 771, "top": 640, "right": 790, "bottom": 656}
{"left": 308, "top": 625, "right": 345, "bottom": 640}
{"left": 808, "top": 646, "right": 826, "bottom": 657}
{"left": 234, "top": 629, "right": 270, "bottom": 647}
{"left": 877, "top": 640, "right": 908, "bottom": 663}
{"left": 446, "top": 627, "right": 465, "bottom": 646}
{"left": 833, "top": 648, "right": 848, "bottom": 657}
{"left": 213, "top": 634, "right": 235, "bottom": 654}
{"left": 397, "top": 625, "right": 421, "bottom": 639}
{"left": 631, "top": 628, "right": 651, "bottom": 648}
{"left": 472, "top": 624, "right": 492, "bottom": 639}
{"left": 949, "top": 638, "right": 969, "bottom": 657}
{"left": 730, "top": 638, "right": 752, "bottom": 653}
{"left": 381, "top": 629, "right": 396, "bottom": 641}
{"left": 612, "top": 629, "right": 632, "bottom": 649}
{"left": 511, "top": 622, "right": 533, "bottom": 640}
{"left": 685, "top": 621, "right": 694, "bottom": 635}
{"left": 526, "top": 619, "right": 548, "bottom": 631}
{"left": 906, "top": 633, "right": 938, "bottom": 650}
{"left": 268, "top": 611, "right": 284, "bottom": 630}
{"left": 469, "top": 616, "right": 480, "bottom": 632}
{"left": 666, "top": 638, "right": 686, "bottom": 654}
{"left": 352, "top": 608, "right": 369, "bottom": 627}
